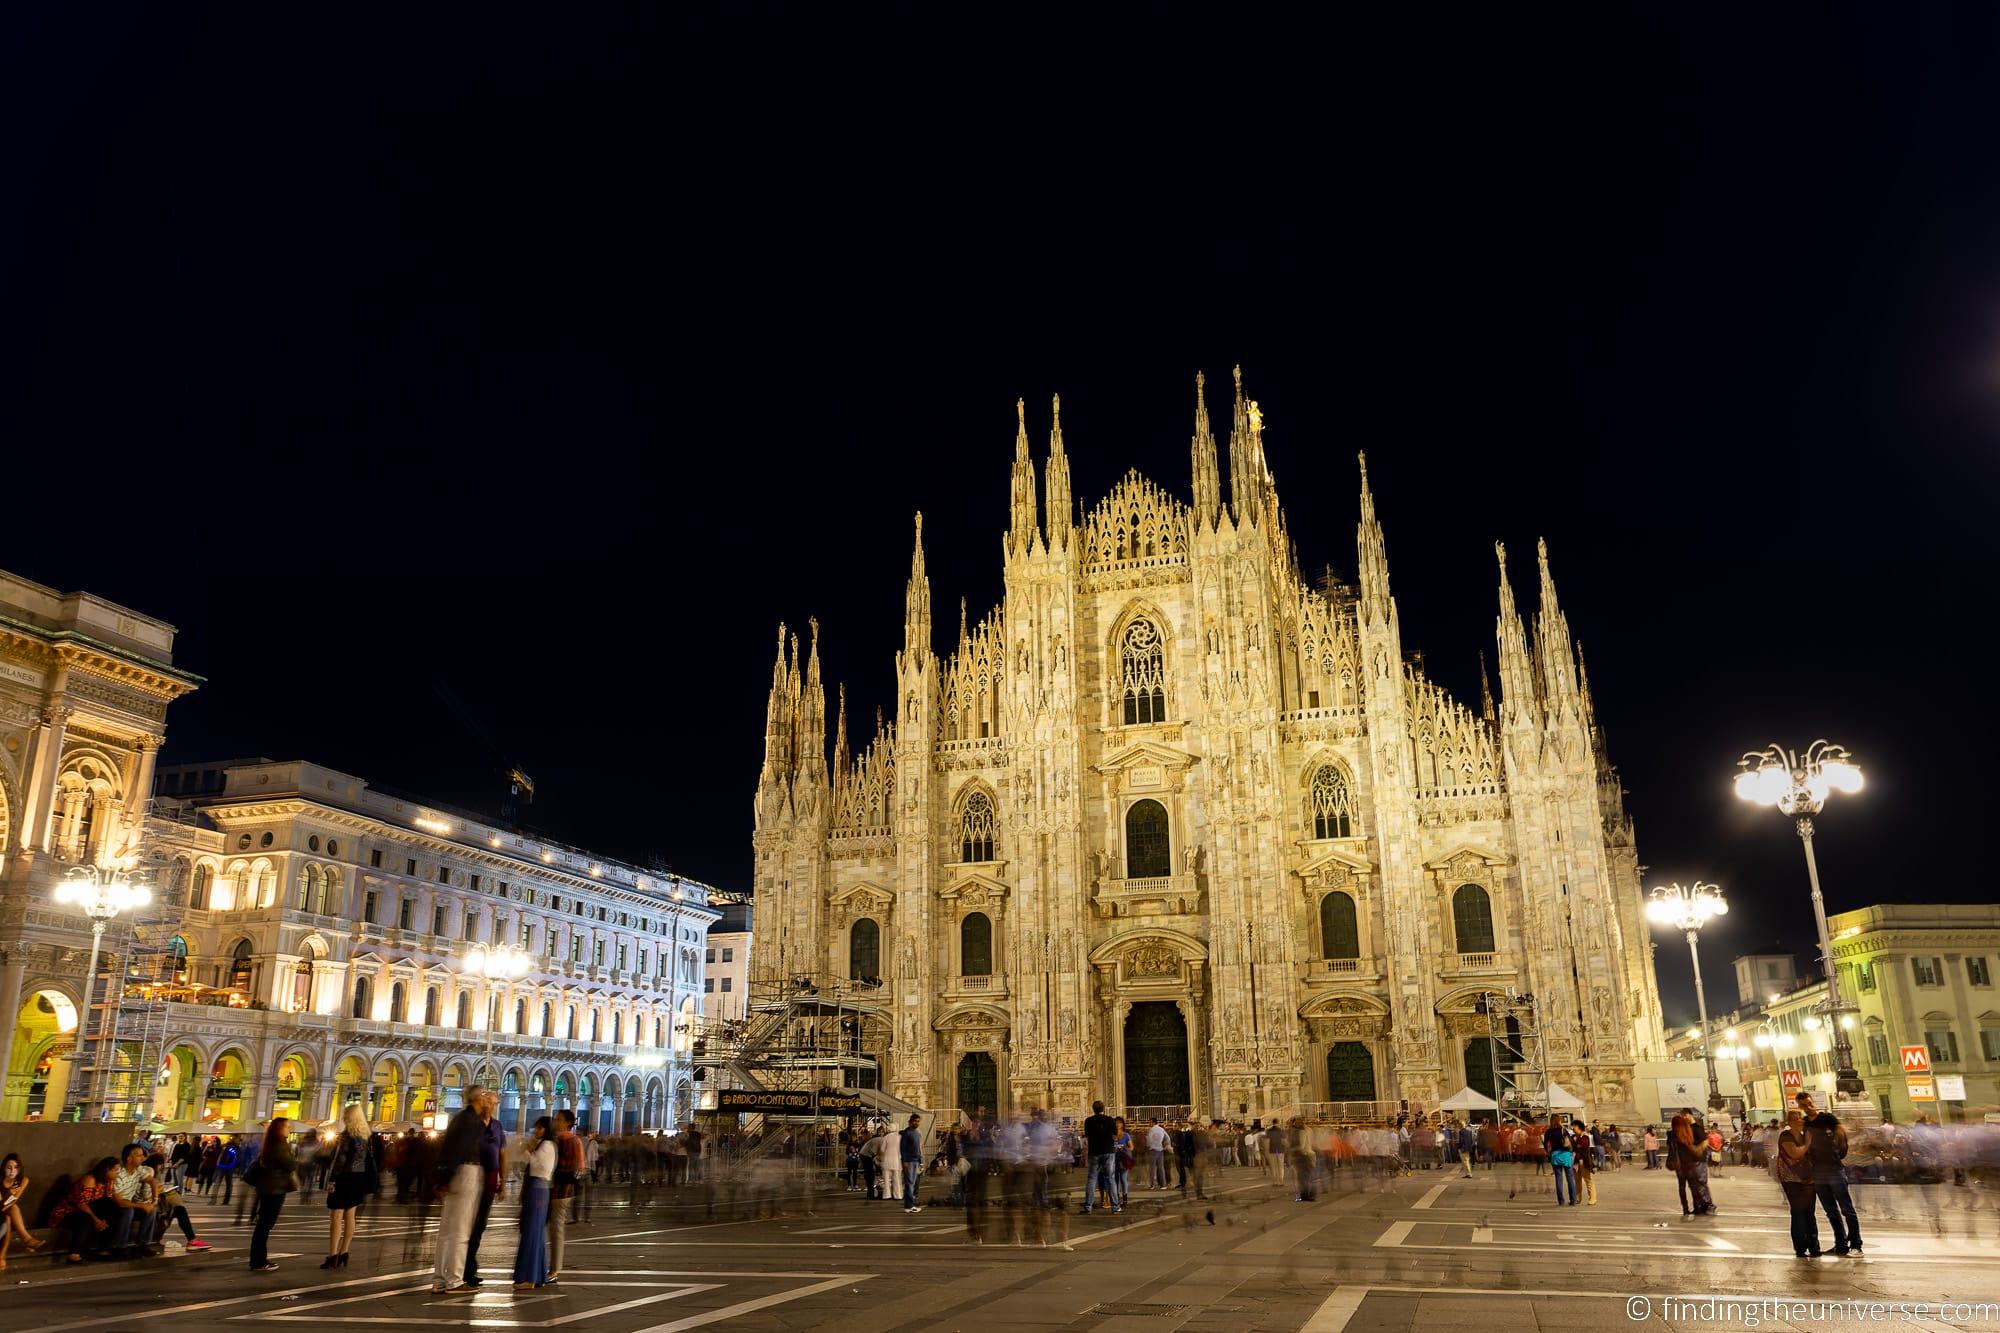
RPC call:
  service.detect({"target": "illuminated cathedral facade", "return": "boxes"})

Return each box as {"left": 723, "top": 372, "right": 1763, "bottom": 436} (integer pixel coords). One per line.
{"left": 751, "top": 371, "right": 1665, "bottom": 1121}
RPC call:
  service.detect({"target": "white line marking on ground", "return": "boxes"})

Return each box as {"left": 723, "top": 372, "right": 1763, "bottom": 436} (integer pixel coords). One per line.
{"left": 1372, "top": 1220, "right": 1415, "bottom": 1248}
{"left": 249, "top": 1281, "right": 722, "bottom": 1326}
{"left": 1301, "top": 1284, "right": 1370, "bottom": 1333}
{"left": 31, "top": 1268, "right": 434, "bottom": 1333}
{"left": 624, "top": 1274, "right": 875, "bottom": 1333}
{"left": 1411, "top": 1183, "right": 1450, "bottom": 1210}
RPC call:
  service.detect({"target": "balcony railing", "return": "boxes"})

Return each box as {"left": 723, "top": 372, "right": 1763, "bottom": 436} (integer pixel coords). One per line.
{"left": 1091, "top": 873, "right": 1201, "bottom": 919}
{"left": 1456, "top": 953, "right": 1498, "bottom": 969}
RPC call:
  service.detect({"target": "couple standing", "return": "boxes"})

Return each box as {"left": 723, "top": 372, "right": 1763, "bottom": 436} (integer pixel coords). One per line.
{"left": 1772, "top": 1091, "right": 1864, "bottom": 1258}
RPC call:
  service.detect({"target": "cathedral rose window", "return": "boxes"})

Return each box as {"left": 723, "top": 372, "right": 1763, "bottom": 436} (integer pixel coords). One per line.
{"left": 1120, "top": 620, "right": 1167, "bottom": 725}
{"left": 1308, "top": 765, "right": 1356, "bottom": 839}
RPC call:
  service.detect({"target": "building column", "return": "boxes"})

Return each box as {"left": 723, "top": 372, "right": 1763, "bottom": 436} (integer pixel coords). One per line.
{"left": 19, "top": 693, "right": 71, "bottom": 853}
{"left": 1108, "top": 998, "right": 1130, "bottom": 1108}
{"left": 1175, "top": 997, "right": 1200, "bottom": 1118}
{"left": 0, "top": 947, "right": 28, "bottom": 1113}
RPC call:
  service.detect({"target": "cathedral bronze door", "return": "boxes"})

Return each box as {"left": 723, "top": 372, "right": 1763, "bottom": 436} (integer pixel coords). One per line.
{"left": 1463, "top": 1038, "right": 1496, "bottom": 1100}
{"left": 956, "top": 1052, "right": 997, "bottom": 1117}
{"left": 1325, "top": 1042, "right": 1376, "bottom": 1102}
{"left": 1123, "top": 1002, "right": 1190, "bottom": 1107}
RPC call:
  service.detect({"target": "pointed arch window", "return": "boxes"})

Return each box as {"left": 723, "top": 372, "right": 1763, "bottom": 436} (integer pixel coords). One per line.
{"left": 959, "top": 790, "right": 996, "bottom": 862}
{"left": 1119, "top": 619, "right": 1167, "bottom": 725}
{"left": 849, "top": 917, "right": 881, "bottom": 982}
{"left": 1308, "top": 766, "right": 1356, "bottom": 840}
{"left": 1319, "top": 892, "right": 1360, "bottom": 960}
{"left": 1124, "top": 799, "right": 1171, "bottom": 878}
{"left": 1452, "top": 883, "right": 1496, "bottom": 954}
{"left": 961, "top": 911, "right": 993, "bottom": 977}
{"left": 229, "top": 939, "right": 254, "bottom": 991}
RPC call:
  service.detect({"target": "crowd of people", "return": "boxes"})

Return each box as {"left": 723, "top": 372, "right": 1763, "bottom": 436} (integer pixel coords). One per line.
{"left": 5, "top": 1087, "right": 1997, "bottom": 1274}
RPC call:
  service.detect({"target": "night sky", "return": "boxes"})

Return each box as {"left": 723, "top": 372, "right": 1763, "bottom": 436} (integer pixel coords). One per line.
{"left": 6, "top": 7, "right": 1997, "bottom": 1027}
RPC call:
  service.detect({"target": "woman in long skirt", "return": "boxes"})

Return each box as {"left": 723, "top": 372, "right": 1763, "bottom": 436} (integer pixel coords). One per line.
{"left": 513, "top": 1118, "right": 557, "bottom": 1291}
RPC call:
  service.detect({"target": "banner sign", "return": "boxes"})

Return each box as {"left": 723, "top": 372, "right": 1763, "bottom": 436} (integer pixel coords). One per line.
{"left": 1937, "top": 1075, "right": 1966, "bottom": 1101}
{"left": 715, "top": 1088, "right": 865, "bottom": 1115}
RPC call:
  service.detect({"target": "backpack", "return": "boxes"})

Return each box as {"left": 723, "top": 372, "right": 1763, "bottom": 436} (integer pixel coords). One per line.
{"left": 218, "top": 1146, "right": 238, "bottom": 1172}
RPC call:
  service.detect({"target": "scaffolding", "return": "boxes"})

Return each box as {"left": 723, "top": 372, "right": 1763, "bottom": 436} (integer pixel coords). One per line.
{"left": 70, "top": 801, "right": 199, "bottom": 1123}
{"left": 686, "top": 973, "right": 939, "bottom": 1163}
{"left": 691, "top": 973, "right": 889, "bottom": 1098}
{"left": 1479, "top": 987, "right": 1551, "bottom": 1125}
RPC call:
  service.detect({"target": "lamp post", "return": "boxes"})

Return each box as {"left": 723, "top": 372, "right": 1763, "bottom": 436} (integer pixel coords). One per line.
{"left": 464, "top": 943, "right": 531, "bottom": 1093}
{"left": 52, "top": 865, "right": 151, "bottom": 1121}
{"left": 1736, "top": 740, "right": 1866, "bottom": 1097}
{"left": 1646, "top": 880, "right": 1729, "bottom": 1111}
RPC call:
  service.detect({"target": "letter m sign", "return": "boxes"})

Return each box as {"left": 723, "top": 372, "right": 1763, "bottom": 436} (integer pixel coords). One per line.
{"left": 1900, "top": 1044, "right": 1931, "bottom": 1074}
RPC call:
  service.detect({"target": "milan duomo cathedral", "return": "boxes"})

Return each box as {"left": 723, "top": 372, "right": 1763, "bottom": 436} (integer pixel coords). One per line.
{"left": 752, "top": 370, "right": 1666, "bottom": 1123}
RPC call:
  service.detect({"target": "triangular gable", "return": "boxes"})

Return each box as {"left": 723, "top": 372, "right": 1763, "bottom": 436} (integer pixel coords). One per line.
{"left": 938, "top": 870, "right": 1010, "bottom": 901}
{"left": 1298, "top": 845, "right": 1373, "bottom": 877}
{"left": 1424, "top": 842, "right": 1511, "bottom": 872}
{"left": 829, "top": 881, "right": 894, "bottom": 911}
{"left": 1091, "top": 740, "right": 1201, "bottom": 776}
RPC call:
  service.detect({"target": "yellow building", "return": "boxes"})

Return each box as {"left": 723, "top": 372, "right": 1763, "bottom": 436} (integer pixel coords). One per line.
{"left": 1667, "top": 904, "right": 2000, "bottom": 1126}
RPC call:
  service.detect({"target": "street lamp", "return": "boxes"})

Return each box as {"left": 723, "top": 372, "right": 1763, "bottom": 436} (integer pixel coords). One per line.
{"left": 52, "top": 865, "right": 151, "bottom": 1121}
{"left": 1646, "top": 880, "right": 1729, "bottom": 1111}
{"left": 464, "top": 943, "right": 532, "bottom": 1090}
{"left": 1736, "top": 740, "right": 1866, "bottom": 1097}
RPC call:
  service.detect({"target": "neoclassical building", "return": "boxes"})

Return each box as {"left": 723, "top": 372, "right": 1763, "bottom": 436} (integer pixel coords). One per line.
{"left": 101, "top": 758, "right": 722, "bottom": 1131}
{"left": 1, "top": 564, "right": 724, "bottom": 1131}
{"left": 0, "top": 570, "right": 200, "bottom": 1123}
{"left": 752, "top": 372, "right": 1666, "bottom": 1122}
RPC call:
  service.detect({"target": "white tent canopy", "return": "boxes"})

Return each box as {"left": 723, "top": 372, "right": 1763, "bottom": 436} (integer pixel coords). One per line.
{"left": 1438, "top": 1086, "right": 1499, "bottom": 1111}
{"left": 1546, "top": 1082, "right": 1585, "bottom": 1109}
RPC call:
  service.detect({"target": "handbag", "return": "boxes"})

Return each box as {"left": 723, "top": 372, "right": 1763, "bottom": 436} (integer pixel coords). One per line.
{"left": 1551, "top": 1149, "right": 1574, "bottom": 1169}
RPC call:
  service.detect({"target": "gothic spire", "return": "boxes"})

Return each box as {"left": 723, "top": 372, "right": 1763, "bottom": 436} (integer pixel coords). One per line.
{"left": 796, "top": 616, "right": 826, "bottom": 785}
{"left": 1494, "top": 541, "right": 1540, "bottom": 727}
{"left": 832, "top": 681, "right": 850, "bottom": 779}
{"left": 1227, "top": 364, "right": 1268, "bottom": 526}
{"left": 761, "top": 621, "right": 793, "bottom": 780}
{"left": 958, "top": 596, "right": 969, "bottom": 648}
{"left": 1355, "top": 451, "right": 1393, "bottom": 625}
{"left": 903, "top": 511, "right": 932, "bottom": 660}
{"left": 1189, "top": 369, "right": 1221, "bottom": 529}
{"left": 1534, "top": 537, "right": 1579, "bottom": 704}
{"left": 1008, "top": 396, "right": 1039, "bottom": 554}
{"left": 1043, "top": 392, "right": 1072, "bottom": 553}
{"left": 1576, "top": 642, "right": 1598, "bottom": 733}
{"left": 1478, "top": 649, "right": 1496, "bottom": 723}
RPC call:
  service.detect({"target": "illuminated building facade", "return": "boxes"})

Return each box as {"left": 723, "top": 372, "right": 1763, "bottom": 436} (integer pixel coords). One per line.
{"left": 0, "top": 570, "right": 200, "bottom": 1121}
{"left": 121, "top": 758, "right": 722, "bottom": 1131}
{"left": 752, "top": 372, "right": 1666, "bottom": 1121}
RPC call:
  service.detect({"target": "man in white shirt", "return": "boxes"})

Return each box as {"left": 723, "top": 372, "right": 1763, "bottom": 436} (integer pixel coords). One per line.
{"left": 1145, "top": 1119, "right": 1171, "bottom": 1189}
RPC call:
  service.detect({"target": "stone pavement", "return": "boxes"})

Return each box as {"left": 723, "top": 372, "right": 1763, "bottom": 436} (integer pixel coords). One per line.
{"left": 5, "top": 1162, "right": 1999, "bottom": 1331}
